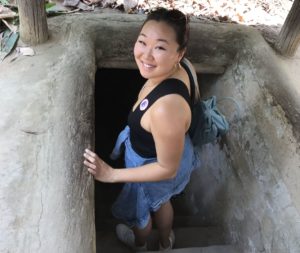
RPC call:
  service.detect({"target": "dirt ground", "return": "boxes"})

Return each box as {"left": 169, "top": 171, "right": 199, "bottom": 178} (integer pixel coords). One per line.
{"left": 0, "top": 0, "right": 294, "bottom": 50}
{"left": 89, "top": 0, "right": 294, "bottom": 45}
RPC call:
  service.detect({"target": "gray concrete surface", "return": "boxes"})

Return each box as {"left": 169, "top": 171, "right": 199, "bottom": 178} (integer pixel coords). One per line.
{"left": 96, "top": 225, "right": 226, "bottom": 252}
{"left": 0, "top": 11, "right": 299, "bottom": 253}
{"left": 145, "top": 245, "right": 239, "bottom": 253}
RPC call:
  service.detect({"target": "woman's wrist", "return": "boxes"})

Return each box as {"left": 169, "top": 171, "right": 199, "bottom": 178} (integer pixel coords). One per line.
{"left": 109, "top": 167, "right": 119, "bottom": 183}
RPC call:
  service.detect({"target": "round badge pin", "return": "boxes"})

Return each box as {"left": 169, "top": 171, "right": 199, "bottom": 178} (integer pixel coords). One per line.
{"left": 140, "top": 99, "right": 149, "bottom": 111}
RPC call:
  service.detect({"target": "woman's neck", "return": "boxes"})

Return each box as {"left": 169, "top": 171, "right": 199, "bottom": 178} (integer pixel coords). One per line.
{"left": 146, "top": 63, "right": 181, "bottom": 87}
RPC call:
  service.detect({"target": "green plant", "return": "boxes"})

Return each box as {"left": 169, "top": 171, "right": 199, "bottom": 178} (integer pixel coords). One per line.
{"left": 0, "top": 0, "right": 9, "bottom": 5}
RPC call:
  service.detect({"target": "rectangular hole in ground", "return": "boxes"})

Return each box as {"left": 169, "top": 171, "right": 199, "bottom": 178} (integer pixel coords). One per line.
{"left": 94, "top": 68, "right": 222, "bottom": 252}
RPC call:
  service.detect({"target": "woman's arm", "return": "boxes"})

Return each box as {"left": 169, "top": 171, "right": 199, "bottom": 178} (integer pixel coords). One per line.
{"left": 83, "top": 94, "right": 191, "bottom": 183}
{"left": 83, "top": 153, "right": 178, "bottom": 183}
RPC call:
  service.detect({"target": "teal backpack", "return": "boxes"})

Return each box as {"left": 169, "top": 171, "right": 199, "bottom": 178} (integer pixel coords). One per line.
{"left": 188, "top": 95, "right": 230, "bottom": 146}
{"left": 181, "top": 58, "right": 233, "bottom": 147}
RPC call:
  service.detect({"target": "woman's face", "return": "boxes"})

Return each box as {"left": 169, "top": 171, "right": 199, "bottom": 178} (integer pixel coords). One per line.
{"left": 134, "top": 20, "right": 184, "bottom": 82}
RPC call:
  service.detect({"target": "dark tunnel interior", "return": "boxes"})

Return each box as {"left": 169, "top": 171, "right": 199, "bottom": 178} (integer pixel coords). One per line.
{"left": 94, "top": 68, "right": 146, "bottom": 231}
{"left": 93, "top": 67, "right": 215, "bottom": 234}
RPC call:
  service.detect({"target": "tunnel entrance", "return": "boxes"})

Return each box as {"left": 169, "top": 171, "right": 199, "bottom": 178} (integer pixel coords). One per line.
{"left": 3, "top": 13, "right": 299, "bottom": 253}
{"left": 93, "top": 65, "right": 300, "bottom": 253}
{"left": 94, "top": 68, "right": 146, "bottom": 250}
{"left": 93, "top": 67, "right": 219, "bottom": 252}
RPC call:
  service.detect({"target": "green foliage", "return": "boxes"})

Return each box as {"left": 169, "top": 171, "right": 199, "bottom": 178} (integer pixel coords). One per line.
{"left": 0, "top": 0, "right": 9, "bottom": 5}
{"left": 46, "top": 2, "right": 56, "bottom": 9}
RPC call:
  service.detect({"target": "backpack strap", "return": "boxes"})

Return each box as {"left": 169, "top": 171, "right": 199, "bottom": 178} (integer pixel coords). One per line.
{"left": 180, "top": 59, "right": 195, "bottom": 104}
{"left": 180, "top": 58, "right": 200, "bottom": 104}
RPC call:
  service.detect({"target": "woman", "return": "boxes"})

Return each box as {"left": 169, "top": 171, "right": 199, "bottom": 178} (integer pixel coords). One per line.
{"left": 83, "top": 7, "right": 200, "bottom": 251}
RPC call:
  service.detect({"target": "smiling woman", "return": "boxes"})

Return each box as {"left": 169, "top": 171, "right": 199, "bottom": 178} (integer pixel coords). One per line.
{"left": 134, "top": 20, "right": 184, "bottom": 85}
{"left": 83, "top": 7, "right": 200, "bottom": 252}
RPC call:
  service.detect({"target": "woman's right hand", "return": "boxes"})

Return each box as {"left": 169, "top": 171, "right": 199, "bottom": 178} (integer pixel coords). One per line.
{"left": 83, "top": 149, "right": 115, "bottom": 183}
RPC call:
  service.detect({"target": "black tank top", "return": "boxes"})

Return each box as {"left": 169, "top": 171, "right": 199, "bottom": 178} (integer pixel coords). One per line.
{"left": 128, "top": 78, "right": 191, "bottom": 158}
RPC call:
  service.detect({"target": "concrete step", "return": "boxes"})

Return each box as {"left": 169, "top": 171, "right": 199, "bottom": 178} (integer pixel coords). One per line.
{"left": 170, "top": 226, "right": 226, "bottom": 248}
{"left": 145, "top": 245, "right": 239, "bottom": 253}
{"left": 96, "top": 226, "right": 226, "bottom": 253}
{"left": 96, "top": 213, "right": 215, "bottom": 232}
{"left": 173, "top": 214, "right": 215, "bottom": 228}
{"left": 96, "top": 229, "right": 132, "bottom": 253}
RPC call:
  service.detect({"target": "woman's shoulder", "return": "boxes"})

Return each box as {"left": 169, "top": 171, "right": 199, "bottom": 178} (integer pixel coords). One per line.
{"left": 151, "top": 78, "right": 191, "bottom": 115}
{"left": 158, "top": 77, "right": 190, "bottom": 99}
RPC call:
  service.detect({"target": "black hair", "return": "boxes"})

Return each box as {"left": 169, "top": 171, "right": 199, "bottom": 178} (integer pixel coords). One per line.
{"left": 142, "top": 7, "right": 190, "bottom": 52}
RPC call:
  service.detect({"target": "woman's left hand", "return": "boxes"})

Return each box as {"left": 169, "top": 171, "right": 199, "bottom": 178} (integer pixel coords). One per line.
{"left": 83, "top": 149, "right": 115, "bottom": 183}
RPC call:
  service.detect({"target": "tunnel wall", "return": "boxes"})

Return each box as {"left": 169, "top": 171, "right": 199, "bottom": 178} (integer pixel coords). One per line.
{"left": 186, "top": 31, "right": 300, "bottom": 253}
{"left": 90, "top": 13, "right": 300, "bottom": 253}
{"left": 0, "top": 19, "right": 96, "bottom": 253}
{"left": 1, "top": 12, "right": 299, "bottom": 253}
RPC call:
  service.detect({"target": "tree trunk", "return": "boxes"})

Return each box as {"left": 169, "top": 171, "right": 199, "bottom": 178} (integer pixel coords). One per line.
{"left": 18, "top": 0, "right": 48, "bottom": 45}
{"left": 275, "top": 0, "right": 300, "bottom": 57}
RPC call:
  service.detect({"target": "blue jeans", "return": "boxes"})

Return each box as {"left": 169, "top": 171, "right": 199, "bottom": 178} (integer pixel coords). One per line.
{"left": 110, "top": 125, "right": 200, "bottom": 229}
